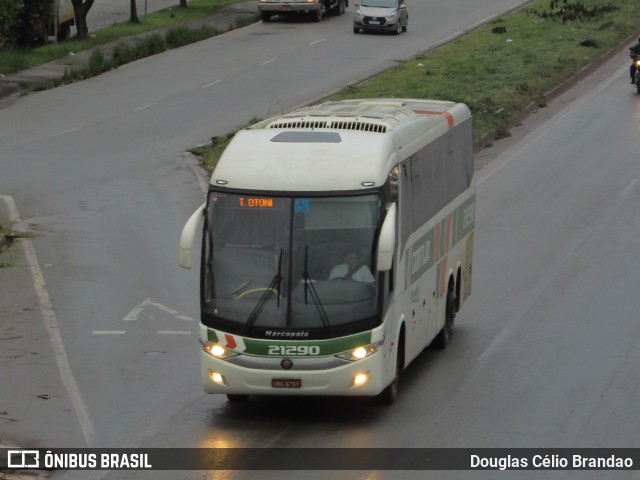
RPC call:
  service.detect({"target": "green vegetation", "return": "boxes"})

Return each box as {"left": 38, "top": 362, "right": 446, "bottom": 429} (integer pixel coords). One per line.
{"left": 0, "top": 225, "right": 30, "bottom": 267}
{"left": 189, "top": 118, "right": 261, "bottom": 173}
{"left": 191, "top": 0, "right": 640, "bottom": 172}
{"left": 0, "top": 0, "right": 254, "bottom": 75}
{"left": 332, "top": 0, "right": 639, "bottom": 143}
{"left": 0, "top": 225, "right": 31, "bottom": 238}
{"left": 3, "top": 0, "right": 640, "bottom": 174}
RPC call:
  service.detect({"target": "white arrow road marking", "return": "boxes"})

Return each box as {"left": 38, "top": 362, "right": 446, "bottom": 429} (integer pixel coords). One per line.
{"left": 121, "top": 298, "right": 195, "bottom": 335}
{"left": 123, "top": 298, "right": 194, "bottom": 322}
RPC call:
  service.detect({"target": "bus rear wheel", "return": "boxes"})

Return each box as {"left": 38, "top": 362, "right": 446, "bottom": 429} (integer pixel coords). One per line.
{"left": 433, "top": 289, "right": 455, "bottom": 349}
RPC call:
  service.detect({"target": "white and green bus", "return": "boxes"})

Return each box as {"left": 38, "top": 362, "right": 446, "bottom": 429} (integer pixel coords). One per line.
{"left": 180, "top": 98, "right": 475, "bottom": 404}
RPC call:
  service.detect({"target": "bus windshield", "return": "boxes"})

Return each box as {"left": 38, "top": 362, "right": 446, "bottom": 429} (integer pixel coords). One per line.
{"left": 203, "top": 192, "right": 383, "bottom": 338}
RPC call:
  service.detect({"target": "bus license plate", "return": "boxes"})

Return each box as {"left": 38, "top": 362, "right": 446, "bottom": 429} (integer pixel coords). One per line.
{"left": 272, "top": 378, "right": 302, "bottom": 388}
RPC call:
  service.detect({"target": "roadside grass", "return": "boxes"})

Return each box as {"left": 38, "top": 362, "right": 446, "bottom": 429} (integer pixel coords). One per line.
{"left": 191, "top": 0, "right": 640, "bottom": 172}
{"left": 0, "top": 0, "right": 253, "bottom": 75}
{"left": 189, "top": 118, "right": 262, "bottom": 173}
{"left": 0, "top": 225, "right": 30, "bottom": 238}
{"left": 331, "top": 0, "right": 640, "bottom": 144}
{"left": 3, "top": 0, "right": 639, "bottom": 173}
{"left": 0, "top": 225, "right": 31, "bottom": 268}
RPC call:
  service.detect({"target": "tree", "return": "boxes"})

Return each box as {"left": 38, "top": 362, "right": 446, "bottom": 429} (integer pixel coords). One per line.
{"left": 14, "top": 0, "right": 50, "bottom": 46}
{"left": 0, "top": 0, "right": 24, "bottom": 45}
{"left": 71, "top": 0, "right": 94, "bottom": 39}
{"left": 130, "top": 0, "right": 139, "bottom": 23}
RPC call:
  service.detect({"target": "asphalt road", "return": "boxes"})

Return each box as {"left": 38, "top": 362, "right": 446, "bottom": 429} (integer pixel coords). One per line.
{"left": 2, "top": 1, "right": 640, "bottom": 478}
{"left": 44, "top": 47, "right": 640, "bottom": 480}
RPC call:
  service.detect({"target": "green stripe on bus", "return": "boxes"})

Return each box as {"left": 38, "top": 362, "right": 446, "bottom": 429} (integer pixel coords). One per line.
{"left": 405, "top": 194, "right": 475, "bottom": 289}
{"left": 242, "top": 331, "right": 372, "bottom": 356}
{"left": 207, "top": 329, "right": 219, "bottom": 343}
{"left": 456, "top": 195, "right": 475, "bottom": 240}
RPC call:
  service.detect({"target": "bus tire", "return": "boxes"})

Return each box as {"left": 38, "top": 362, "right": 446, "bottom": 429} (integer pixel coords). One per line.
{"left": 227, "top": 394, "right": 249, "bottom": 402}
{"left": 433, "top": 288, "right": 455, "bottom": 350}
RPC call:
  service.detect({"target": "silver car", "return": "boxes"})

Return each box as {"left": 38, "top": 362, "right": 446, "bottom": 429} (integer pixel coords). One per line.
{"left": 353, "top": 0, "right": 408, "bottom": 35}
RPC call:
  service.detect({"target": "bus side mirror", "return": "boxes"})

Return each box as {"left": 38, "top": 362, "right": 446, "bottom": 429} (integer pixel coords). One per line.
{"left": 179, "top": 203, "right": 205, "bottom": 269}
{"left": 376, "top": 202, "right": 396, "bottom": 272}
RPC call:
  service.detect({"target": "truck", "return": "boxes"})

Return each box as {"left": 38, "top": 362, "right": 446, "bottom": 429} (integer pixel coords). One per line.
{"left": 20, "top": 0, "right": 75, "bottom": 45}
{"left": 257, "top": 0, "right": 348, "bottom": 22}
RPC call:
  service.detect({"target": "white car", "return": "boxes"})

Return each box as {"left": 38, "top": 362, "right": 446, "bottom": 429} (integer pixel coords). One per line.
{"left": 353, "top": 0, "right": 408, "bottom": 34}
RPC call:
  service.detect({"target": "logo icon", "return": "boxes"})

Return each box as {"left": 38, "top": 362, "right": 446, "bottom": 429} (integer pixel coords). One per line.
{"left": 280, "top": 358, "right": 293, "bottom": 370}
{"left": 7, "top": 450, "right": 40, "bottom": 469}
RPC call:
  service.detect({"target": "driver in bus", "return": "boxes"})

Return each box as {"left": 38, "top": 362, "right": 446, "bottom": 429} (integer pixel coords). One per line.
{"left": 329, "top": 251, "right": 375, "bottom": 284}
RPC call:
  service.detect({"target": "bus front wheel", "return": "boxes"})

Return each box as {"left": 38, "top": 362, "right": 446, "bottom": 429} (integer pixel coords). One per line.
{"left": 377, "top": 333, "right": 404, "bottom": 405}
{"left": 227, "top": 394, "right": 249, "bottom": 402}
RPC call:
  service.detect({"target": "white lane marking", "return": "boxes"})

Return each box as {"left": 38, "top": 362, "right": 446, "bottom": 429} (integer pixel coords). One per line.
{"left": 157, "top": 331, "right": 192, "bottom": 335}
{"left": 309, "top": 38, "right": 325, "bottom": 46}
{"left": 202, "top": 79, "right": 222, "bottom": 88}
{"left": 260, "top": 57, "right": 278, "bottom": 66}
{"left": 620, "top": 178, "right": 638, "bottom": 197}
{"left": 177, "top": 315, "right": 195, "bottom": 322}
{"left": 49, "top": 127, "right": 81, "bottom": 138}
{"left": 92, "top": 330, "right": 126, "bottom": 335}
{"left": 1, "top": 195, "right": 96, "bottom": 447}
{"left": 133, "top": 103, "right": 156, "bottom": 112}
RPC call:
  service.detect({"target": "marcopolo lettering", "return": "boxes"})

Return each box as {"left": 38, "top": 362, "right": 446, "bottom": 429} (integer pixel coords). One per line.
{"left": 264, "top": 330, "right": 310, "bottom": 338}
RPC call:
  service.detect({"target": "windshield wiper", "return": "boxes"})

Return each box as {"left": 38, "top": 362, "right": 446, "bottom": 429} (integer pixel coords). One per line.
{"left": 242, "top": 249, "right": 283, "bottom": 334}
{"left": 301, "top": 246, "right": 333, "bottom": 331}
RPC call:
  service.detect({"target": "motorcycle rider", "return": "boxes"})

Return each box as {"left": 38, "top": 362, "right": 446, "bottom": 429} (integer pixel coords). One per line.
{"left": 630, "top": 37, "right": 640, "bottom": 84}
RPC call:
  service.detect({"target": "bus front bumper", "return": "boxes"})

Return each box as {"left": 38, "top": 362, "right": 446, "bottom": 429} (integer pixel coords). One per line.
{"left": 200, "top": 349, "right": 389, "bottom": 397}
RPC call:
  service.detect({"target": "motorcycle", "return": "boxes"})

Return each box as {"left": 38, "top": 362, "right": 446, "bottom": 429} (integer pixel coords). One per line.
{"left": 630, "top": 51, "right": 640, "bottom": 94}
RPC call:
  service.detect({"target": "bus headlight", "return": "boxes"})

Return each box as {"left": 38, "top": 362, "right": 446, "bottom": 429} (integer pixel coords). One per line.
{"left": 351, "top": 372, "right": 370, "bottom": 387}
{"left": 336, "top": 339, "right": 384, "bottom": 361}
{"left": 208, "top": 370, "right": 228, "bottom": 385}
{"left": 201, "top": 340, "right": 240, "bottom": 359}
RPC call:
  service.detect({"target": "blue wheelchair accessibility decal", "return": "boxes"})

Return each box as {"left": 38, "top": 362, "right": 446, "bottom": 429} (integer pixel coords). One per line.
{"left": 295, "top": 199, "right": 310, "bottom": 214}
